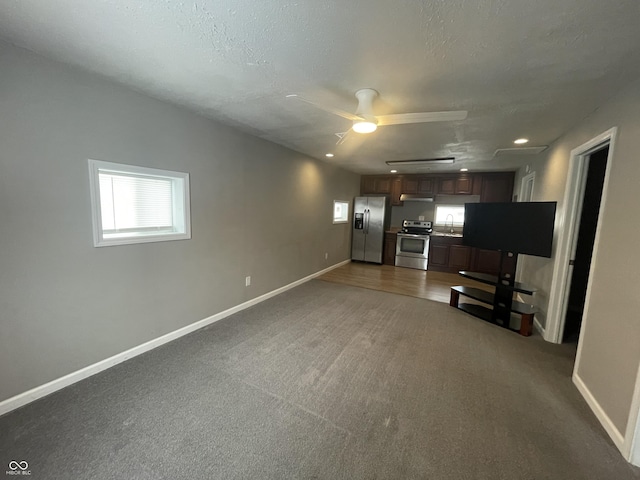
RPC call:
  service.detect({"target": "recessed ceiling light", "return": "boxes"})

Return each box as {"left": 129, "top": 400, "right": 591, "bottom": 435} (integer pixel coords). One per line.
{"left": 325, "top": 153, "right": 334, "bottom": 158}
{"left": 390, "top": 169, "right": 397, "bottom": 173}
{"left": 514, "top": 138, "right": 529, "bottom": 145}
{"left": 460, "top": 168, "right": 468, "bottom": 172}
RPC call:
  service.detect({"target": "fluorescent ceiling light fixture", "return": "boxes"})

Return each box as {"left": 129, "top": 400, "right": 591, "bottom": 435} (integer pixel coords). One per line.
{"left": 325, "top": 153, "right": 334, "bottom": 157}
{"left": 352, "top": 121, "right": 377, "bottom": 134}
{"left": 390, "top": 169, "right": 397, "bottom": 173}
{"left": 460, "top": 168, "right": 468, "bottom": 172}
{"left": 514, "top": 138, "right": 529, "bottom": 144}
{"left": 386, "top": 157, "right": 455, "bottom": 166}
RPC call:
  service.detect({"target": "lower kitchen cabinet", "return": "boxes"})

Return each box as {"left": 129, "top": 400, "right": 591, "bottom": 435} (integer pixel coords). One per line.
{"left": 449, "top": 244, "right": 473, "bottom": 270}
{"left": 428, "top": 236, "right": 501, "bottom": 274}
{"left": 428, "top": 242, "right": 450, "bottom": 269}
{"left": 428, "top": 236, "right": 471, "bottom": 273}
{"left": 383, "top": 232, "right": 398, "bottom": 265}
{"left": 472, "top": 248, "right": 502, "bottom": 275}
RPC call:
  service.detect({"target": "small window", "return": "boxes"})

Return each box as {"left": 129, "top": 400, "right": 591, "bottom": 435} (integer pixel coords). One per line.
{"left": 88, "top": 160, "right": 191, "bottom": 247}
{"left": 333, "top": 200, "right": 349, "bottom": 224}
{"left": 434, "top": 205, "right": 466, "bottom": 226}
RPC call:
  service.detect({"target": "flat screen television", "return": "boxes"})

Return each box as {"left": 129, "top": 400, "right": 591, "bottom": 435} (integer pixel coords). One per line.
{"left": 462, "top": 202, "right": 557, "bottom": 258}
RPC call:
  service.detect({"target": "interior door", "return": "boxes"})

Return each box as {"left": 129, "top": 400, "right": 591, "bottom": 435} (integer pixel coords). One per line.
{"left": 563, "top": 146, "right": 608, "bottom": 342}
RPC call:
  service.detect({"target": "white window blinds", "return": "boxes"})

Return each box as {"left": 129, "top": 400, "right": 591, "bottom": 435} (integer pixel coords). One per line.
{"left": 88, "top": 159, "right": 190, "bottom": 247}
{"left": 98, "top": 172, "right": 174, "bottom": 233}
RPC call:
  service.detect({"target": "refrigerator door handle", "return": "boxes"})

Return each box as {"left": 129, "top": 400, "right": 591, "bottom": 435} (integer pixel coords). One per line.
{"left": 365, "top": 208, "right": 370, "bottom": 234}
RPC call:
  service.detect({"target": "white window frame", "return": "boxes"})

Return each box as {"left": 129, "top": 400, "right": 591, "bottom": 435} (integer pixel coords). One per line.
{"left": 88, "top": 159, "right": 191, "bottom": 247}
{"left": 333, "top": 200, "right": 350, "bottom": 224}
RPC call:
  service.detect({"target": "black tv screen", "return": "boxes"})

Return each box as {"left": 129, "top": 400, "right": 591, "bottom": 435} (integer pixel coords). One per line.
{"left": 462, "top": 202, "right": 557, "bottom": 258}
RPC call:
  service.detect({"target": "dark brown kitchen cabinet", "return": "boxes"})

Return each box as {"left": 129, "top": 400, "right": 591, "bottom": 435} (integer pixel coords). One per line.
{"left": 428, "top": 242, "right": 450, "bottom": 269}
{"left": 360, "top": 171, "right": 514, "bottom": 201}
{"left": 403, "top": 178, "right": 419, "bottom": 194}
{"left": 428, "top": 236, "right": 503, "bottom": 274}
{"left": 471, "top": 248, "right": 502, "bottom": 275}
{"left": 383, "top": 232, "right": 398, "bottom": 265}
{"left": 390, "top": 178, "right": 403, "bottom": 206}
{"left": 402, "top": 176, "right": 434, "bottom": 195}
{"left": 418, "top": 177, "right": 436, "bottom": 194}
{"left": 428, "top": 236, "right": 472, "bottom": 273}
{"left": 479, "top": 172, "right": 515, "bottom": 202}
{"left": 449, "top": 245, "right": 473, "bottom": 270}
{"left": 455, "top": 175, "right": 474, "bottom": 194}
{"left": 438, "top": 174, "right": 474, "bottom": 195}
{"left": 438, "top": 177, "right": 456, "bottom": 195}
{"left": 361, "top": 175, "right": 392, "bottom": 195}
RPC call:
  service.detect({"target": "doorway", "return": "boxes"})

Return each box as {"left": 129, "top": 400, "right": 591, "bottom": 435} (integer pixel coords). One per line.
{"left": 562, "top": 146, "right": 608, "bottom": 342}
{"left": 545, "top": 127, "right": 616, "bottom": 345}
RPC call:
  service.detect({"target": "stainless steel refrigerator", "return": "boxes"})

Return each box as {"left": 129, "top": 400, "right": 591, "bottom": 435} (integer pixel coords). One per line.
{"left": 351, "top": 196, "right": 389, "bottom": 264}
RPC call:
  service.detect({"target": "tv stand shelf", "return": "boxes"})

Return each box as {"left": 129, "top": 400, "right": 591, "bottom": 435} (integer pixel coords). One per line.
{"left": 450, "top": 271, "right": 538, "bottom": 336}
{"left": 458, "top": 271, "right": 536, "bottom": 295}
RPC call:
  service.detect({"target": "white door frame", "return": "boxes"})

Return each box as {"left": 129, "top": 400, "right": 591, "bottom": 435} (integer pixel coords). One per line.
{"left": 544, "top": 127, "right": 617, "bottom": 344}
{"left": 519, "top": 171, "right": 536, "bottom": 202}
{"left": 542, "top": 126, "right": 640, "bottom": 466}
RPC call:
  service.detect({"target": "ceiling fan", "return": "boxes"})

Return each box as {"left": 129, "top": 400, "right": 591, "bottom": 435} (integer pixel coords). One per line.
{"left": 287, "top": 88, "right": 467, "bottom": 144}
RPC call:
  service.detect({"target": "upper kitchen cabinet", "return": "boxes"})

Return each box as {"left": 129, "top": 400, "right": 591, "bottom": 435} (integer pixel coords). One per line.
{"left": 390, "top": 177, "right": 403, "bottom": 206}
{"left": 438, "top": 174, "right": 475, "bottom": 195}
{"left": 402, "top": 176, "right": 435, "bottom": 195}
{"left": 479, "top": 172, "right": 515, "bottom": 203}
{"left": 360, "top": 171, "right": 515, "bottom": 202}
{"left": 361, "top": 175, "right": 392, "bottom": 195}
{"left": 418, "top": 177, "right": 436, "bottom": 195}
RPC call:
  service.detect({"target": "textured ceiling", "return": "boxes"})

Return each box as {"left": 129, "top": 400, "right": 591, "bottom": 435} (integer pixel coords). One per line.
{"left": 1, "top": 0, "right": 639, "bottom": 174}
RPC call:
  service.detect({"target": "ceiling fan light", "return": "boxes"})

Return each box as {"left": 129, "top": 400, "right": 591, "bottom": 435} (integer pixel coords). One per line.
{"left": 352, "top": 121, "right": 377, "bottom": 134}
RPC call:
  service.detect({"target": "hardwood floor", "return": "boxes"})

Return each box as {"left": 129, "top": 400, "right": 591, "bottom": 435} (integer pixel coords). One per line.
{"left": 318, "top": 261, "right": 493, "bottom": 305}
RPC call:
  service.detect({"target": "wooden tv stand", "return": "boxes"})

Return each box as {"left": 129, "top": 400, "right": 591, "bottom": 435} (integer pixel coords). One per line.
{"left": 449, "top": 270, "right": 538, "bottom": 336}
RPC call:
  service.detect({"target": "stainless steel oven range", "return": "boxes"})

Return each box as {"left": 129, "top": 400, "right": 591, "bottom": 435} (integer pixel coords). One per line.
{"left": 395, "top": 220, "right": 432, "bottom": 270}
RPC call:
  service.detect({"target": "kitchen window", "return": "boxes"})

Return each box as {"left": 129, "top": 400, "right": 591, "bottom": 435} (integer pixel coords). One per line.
{"left": 88, "top": 159, "right": 191, "bottom": 247}
{"left": 333, "top": 200, "right": 349, "bottom": 224}
{"left": 434, "top": 205, "right": 466, "bottom": 227}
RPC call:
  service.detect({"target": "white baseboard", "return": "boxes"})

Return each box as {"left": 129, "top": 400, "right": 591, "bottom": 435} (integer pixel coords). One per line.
{"left": 0, "top": 259, "right": 351, "bottom": 417}
{"left": 533, "top": 318, "right": 545, "bottom": 337}
{"left": 573, "top": 371, "right": 626, "bottom": 452}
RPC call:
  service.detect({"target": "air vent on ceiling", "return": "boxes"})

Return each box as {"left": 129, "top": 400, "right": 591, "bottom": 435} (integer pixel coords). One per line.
{"left": 494, "top": 146, "right": 548, "bottom": 157}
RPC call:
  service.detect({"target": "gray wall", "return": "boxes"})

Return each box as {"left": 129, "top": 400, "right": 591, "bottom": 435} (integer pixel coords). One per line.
{"left": 514, "top": 77, "right": 640, "bottom": 435}
{"left": 0, "top": 42, "right": 360, "bottom": 403}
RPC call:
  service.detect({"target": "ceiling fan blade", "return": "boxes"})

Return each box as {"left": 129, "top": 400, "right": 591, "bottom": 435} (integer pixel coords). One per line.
{"left": 286, "top": 94, "right": 363, "bottom": 122}
{"left": 376, "top": 111, "right": 468, "bottom": 126}
{"left": 337, "top": 129, "right": 368, "bottom": 156}
{"left": 335, "top": 129, "right": 353, "bottom": 145}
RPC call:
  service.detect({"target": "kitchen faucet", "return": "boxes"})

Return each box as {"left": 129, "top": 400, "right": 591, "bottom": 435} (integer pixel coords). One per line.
{"left": 445, "top": 214, "right": 454, "bottom": 233}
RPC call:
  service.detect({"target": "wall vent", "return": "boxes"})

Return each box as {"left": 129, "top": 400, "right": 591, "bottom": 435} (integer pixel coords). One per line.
{"left": 494, "top": 146, "right": 548, "bottom": 157}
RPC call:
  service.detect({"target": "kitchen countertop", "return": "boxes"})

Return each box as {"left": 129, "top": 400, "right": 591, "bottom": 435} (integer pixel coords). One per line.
{"left": 430, "top": 232, "right": 463, "bottom": 238}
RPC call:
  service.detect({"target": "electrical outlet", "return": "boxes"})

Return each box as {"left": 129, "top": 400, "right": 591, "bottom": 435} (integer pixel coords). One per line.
{"left": 324, "top": 252, "right": 328, "bottom": 260}
{"left": 245, "top": 276, "right": 251, "bottom": 287}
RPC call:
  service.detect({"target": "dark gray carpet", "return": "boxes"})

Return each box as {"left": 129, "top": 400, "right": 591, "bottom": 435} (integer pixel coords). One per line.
{"left": 1, "top": 279, "right": 639, "bottom": 479}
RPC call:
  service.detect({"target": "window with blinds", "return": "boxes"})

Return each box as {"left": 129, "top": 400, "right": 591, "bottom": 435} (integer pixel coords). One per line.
{"left": 88, "top": 160, "right": 191, "bottom": 247}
